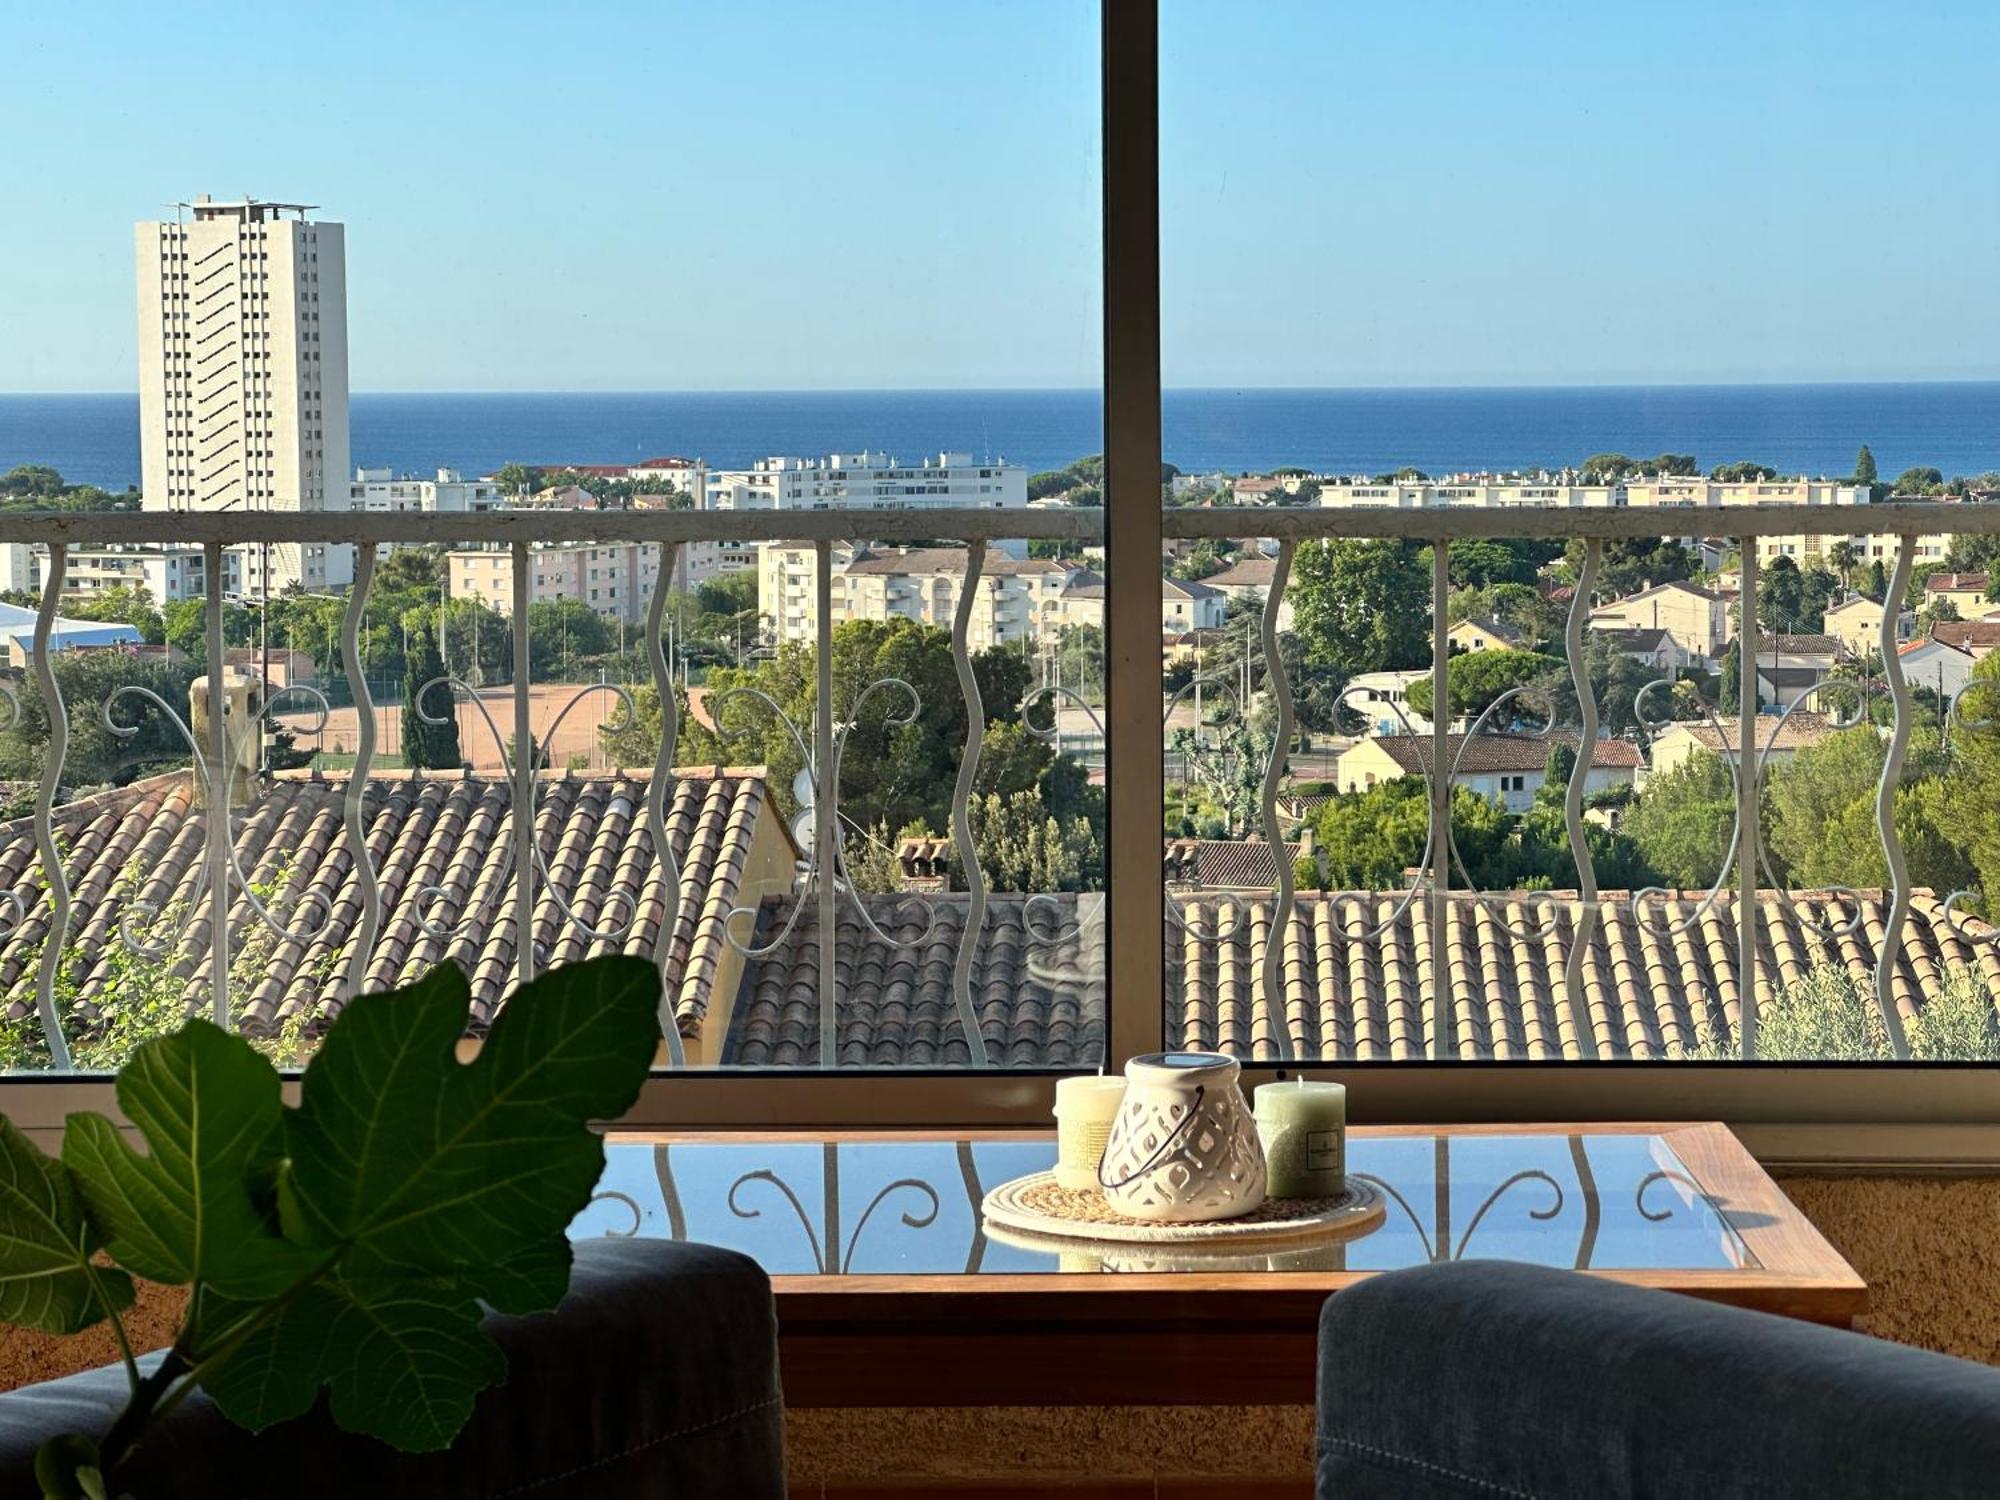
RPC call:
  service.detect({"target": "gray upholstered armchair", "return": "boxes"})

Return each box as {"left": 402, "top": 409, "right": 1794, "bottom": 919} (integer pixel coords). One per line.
{"left": 0, "top": 1240, "right": 786, "bottom": 1499}
{"left": 1318, "top": 1260, "right": 2000, "bottom": 1499}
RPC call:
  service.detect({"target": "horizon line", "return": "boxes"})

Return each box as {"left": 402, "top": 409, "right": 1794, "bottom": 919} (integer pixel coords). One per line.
{"left": 9, "top": 375, "right": 2000, "bottom": 401}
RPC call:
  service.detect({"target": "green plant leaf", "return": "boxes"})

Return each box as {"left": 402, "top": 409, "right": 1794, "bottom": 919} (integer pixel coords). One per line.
{"left": 202, "top": 956, "right": 660, "bottom": 1450}
{"left": 62, "top": 1019, "right": 319, "bottom": 1298}
{"left": 202, "top": 1279, "right": 506, "bottom": 1450}
{"left": 0, "top": 1117, "right": 132, "bottom": 1334}
{"left": 283, "top": 958, "right": 659, "bottom": 1292}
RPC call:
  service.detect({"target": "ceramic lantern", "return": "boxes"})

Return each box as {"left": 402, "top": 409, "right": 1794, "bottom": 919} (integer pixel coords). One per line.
{"left": 1098, "top": 1051, "right": 1266, "bottom": 1222}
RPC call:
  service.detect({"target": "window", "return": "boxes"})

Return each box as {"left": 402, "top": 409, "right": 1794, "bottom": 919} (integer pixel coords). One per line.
{"left": 1, "top": 6, "right": 1996, "bottom": 1162}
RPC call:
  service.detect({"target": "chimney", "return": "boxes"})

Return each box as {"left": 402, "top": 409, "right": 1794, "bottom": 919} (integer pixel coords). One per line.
{"left": 190, "top": 670, "right": 262, "bottom": 808}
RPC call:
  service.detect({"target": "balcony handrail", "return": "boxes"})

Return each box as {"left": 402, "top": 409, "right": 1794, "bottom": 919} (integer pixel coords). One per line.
{"left": 1160, "top": 500, "right": 2000, "bottom": 542}
{"left": 0, "top": 507, "right": 1103, "bottom": 546}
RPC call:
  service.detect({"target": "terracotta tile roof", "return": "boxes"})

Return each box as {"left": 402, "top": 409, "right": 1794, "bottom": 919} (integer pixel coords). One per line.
{"left": 0, "top": 766, "right": 781, "bottom": 1044}
{"left": 1926, "top": 573, "right": 1990, "bottom": 593}
{"left": 1368, "top": 732, "right": 1644, "bottom": 775}
{"left": 1757, "top": 632, "right": 1841, "bottom": 657}
{"left": 1592, "top": 626, "right": 1671, "bottom": 654}
{"left": 726, "top": 893, "right": 1106, "bottom": 1068}
{"left": 1161, "top": 577, "right": 1222, "bottom": 601}
{"left": 1454, "top": 615, "right": 1526, "bottom": 645}
{"left": 1664, "top": 712, "right": 1837, "bottom": 754}
{"left": 1202, "top": 557, "right": 1278, "bottom": 589}
{"left": 1165, "top": 838, "right": 1301, "bottom": 890}
{"left": 1932, "top": 621, "right": 2000, "bottom": 654}
{"left": 724, "top": 888, "right": 1998, "bottom": 1064}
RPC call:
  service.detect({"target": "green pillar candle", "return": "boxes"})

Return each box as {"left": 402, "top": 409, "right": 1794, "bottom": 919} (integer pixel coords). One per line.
{"left": 1253, "top": 1080, "right": 1347, "bottom": 1198}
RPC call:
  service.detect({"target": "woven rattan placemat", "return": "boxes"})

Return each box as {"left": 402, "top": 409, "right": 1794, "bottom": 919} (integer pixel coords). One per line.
{"left": 981, "top": 1171, "right": 1384, "bottom": 1246}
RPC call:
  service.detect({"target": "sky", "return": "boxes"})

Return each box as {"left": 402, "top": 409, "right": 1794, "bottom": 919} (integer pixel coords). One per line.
{"left": 3, "top": 1, "right": 1998, "bottom": 393}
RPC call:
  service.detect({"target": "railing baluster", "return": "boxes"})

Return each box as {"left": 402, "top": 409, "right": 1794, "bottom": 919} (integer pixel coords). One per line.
{"left": 946, "top": 540, "right": 993, "bottom": 1070}
{"left": 1736, "top": 541, "right": 1761, "bottom": 1058}
{"left": 204, "top": 539, "right": 230, "bottom": 1029}
{"left": 1872, "top": 537, "right": 1918, "bottom": 1059}
{"left": 1428, "top": 541, "right": 1450, "bottom": 1061}
{"left": 31, "top": 544, "right": 73, "bottom": 1069}
{"left": 814, "top": 540, "right": 838, "bottom": 1068}
{"left": 512, "top": 540, "right": 535, "bottom": 989}
{"left": 1257, "top": 539, "right": 1296, "bottom": 1061}
{"left": 646, "top": 541, "right": 688, "bottom": 1066}
{"left": 1561, "top": 539, "right": 1602, "bottom": 1061}
{"left": 338, "top": 542, "right": 380, "bottom": 1000}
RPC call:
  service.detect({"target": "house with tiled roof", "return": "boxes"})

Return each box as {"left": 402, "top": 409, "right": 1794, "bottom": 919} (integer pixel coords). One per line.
{"left": 1445, "top": 616, "right": 1526, "bottom": 653}
{"left": 1590, "top": 579, "right": 1732, "bottom": 666}
{"left": 722, "top": 887, "right": 1999, "bottom": 1065}
{"left": 1823, "top": 594, "right": 1911, "bottom": 659}
{"left": 1198, "top": 552, "right": 1294, "bottom": 629}
{"left": 1930, "top": 619, "right": 2000, "bottom": 659}
{"left": 1898, "top": 634, "right": 1978, "bottom": 702}
{"left": 0, "top": 765, "right": 797, "bottom": 1065}
{"left": 1647, "top": 712, "right": 1838, "bottom": 778}
{"left": 1334, "top": 733, "right": 1641, "bottom": 811}
{"left": 1752, "top": 632, "right": 1842, "bottom": 702}
{"left": 1160, "top": 576, "right": 1226, "bottom": 633}
{"left": 1924, "top": 572, "right": 1993, "bottom": 616}
{"left": 1588, "top": 625, "right": 1688, "bottom": 673}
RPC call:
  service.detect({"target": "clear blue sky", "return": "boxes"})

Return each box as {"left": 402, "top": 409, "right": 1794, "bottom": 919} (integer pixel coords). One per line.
{"left": 5, "top": 1, "right": 1998, "bottom": 392}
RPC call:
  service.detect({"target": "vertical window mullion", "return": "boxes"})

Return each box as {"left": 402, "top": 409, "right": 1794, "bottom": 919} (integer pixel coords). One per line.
{"left": 1102, "top": 0, "right": 1164, "bottom": 1069}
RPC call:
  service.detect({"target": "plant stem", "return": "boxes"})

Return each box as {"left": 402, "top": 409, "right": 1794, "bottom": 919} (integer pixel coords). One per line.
{"left": 97, "top": 1346, "right": 187, "bottom": 1475}
{"left": 81, "top": 1261, "right": 140, "bottom": 1395}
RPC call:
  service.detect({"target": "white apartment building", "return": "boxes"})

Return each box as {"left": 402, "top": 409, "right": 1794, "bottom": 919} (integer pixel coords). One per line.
{"left": 136, "top": 196, "right": 351, "bottom": 592}
{"left": 708, "top": 452, "right": 1027, "bottom": 513}
{"left": 1315, "top": 477, "right": 1870, "bottom": 512}
{"left": 758, "top": 544, "right": 1078, "bottom": 651}
{"left": 64, "top": 544, "right": 214, "bottom": 604}
{"left": 447, "top": 542, "right": 664, "bottom": 627}
{"left": 352, "top": 468, "right": 505, "bottom": 515}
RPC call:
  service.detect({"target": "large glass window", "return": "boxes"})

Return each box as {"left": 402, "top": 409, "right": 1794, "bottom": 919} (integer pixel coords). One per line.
{"left": 1159, "top": 1, "right": 2000, "bottom": 1065}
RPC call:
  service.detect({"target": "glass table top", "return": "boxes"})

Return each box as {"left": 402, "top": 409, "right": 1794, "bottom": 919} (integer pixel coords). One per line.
{"left": 573, "top": 1132, "right": 1756, "bottom": 1276}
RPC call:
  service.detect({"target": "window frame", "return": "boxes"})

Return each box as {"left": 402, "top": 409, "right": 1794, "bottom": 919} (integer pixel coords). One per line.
{"left": 5, "top": 0, "right": 2000, "bottom": 1171}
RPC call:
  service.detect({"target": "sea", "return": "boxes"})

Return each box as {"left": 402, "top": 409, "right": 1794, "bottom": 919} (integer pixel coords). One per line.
{"left": 5, "top": 383, "right": 2000, "bottom": 492}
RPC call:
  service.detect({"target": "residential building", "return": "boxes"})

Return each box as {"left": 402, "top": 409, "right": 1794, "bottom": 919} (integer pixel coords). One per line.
{"left": 1345, "top": 669, "right": 1434, "bottom": 736}
{"left": 1334, "top": 732, "right": 1642, "bottom": 811}
{"left": 1647, "top": 712, "right": 1838, "bottom": 779}
{"left": 1589, "top": 626, "right": 1689, "bottom": 674}
{"left": 352, "top": 467, "right": 505, "bottom": 515}
{"left": 1929, "top": 619, "right": 2000, "bottom": 661}
{"left": 1752, "top": 632, "right": 1842, "bottom": 703}
{"left": 1925, "top": 572, "right": 1993, "bottom": 617}
{"left": 758, "top": 543, "right": 1078, "bottom": 651}
{"left": 1898, "top": 635, "right": 1978, "bottom": 706}
{"left": 1198, "top": 553, "right": 1295, "bottom": 629}
{"left": 447, "top": 541, "right": 664, "bottom": 626}
{"left": 1446, "top": 617, "right": 1525, "bottom": 654}
{"left": 706, "top": 452, "right": 1025, "bottom": 514}
{"left": 137, "top": 196, "right": 351, "bottom": 592}
{"left": 61, "top": 544, "right": 213, "bottom": 604}
{"left": 1823, "top": 595, "right": 1907, "bottom": 658}
{"left": 1161, "top": 577, "right": 1226, "bottom": 634}
{"left": 1590, "top": 580, "right": 1733, "bottom": 666}
{"left": 1313, "top": 476, "right": 1868, "bottom": 513}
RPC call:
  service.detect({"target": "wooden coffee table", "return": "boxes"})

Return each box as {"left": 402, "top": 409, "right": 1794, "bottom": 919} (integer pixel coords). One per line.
{"left": 586, "top": 1121, "right": 1863, "bottom": 1406}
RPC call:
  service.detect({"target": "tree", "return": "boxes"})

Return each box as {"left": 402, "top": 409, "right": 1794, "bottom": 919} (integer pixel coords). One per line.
{"left": 1622, "top": 749, "right": 1737, "bottom": 889}
{"left": 1439, "top": 538, "right": 1539, "bottom": 589}
{"left": 1757, "top": 556, "right": 1839, "bottom": 632}
{"left": 1712, "top": 461, "right": 1778, "bottom": 482}
{"left": 1827, "top": 538, "right": 1861, "bottom": 588}
{"left": 957, "top": 789, "right": 1104, "bottom": 892}
{"left": 1570, "top": 536, "right": 1695, "bottom": 598}
{"left": 525, "top": 599, "right": 612, "bottom": 681}
{"left": 1952, "top": 654, "right": 2000, "bottom": 917}
{"left": 0, "top": 650, "right": 201, "bottom": 787}
{"left": 1854, "top": 444, "right": 1878, "bottom": 488}
{"left": 1404, "top": 649, "right": 1563, "bottom": 724}
{"left": 401, "top": 632, "right": 463, "bottom": 770}
{"left": 1289, "top": 538, "right": 1430, "bottom": 673}
{"left": 1867, "top": 559, "right": 1889, "bottom": 601}
{"left": 1765, "top": 725, "right": 1970, "bottom": 893}
{"left": 63, "top": 584, "right": 164, "bottom": 644}
{"left": 1892, "top": 466, "right": 1944, "bottom": 496}
{"left": 493, "top": 463, "right": 536, "bottom": 497}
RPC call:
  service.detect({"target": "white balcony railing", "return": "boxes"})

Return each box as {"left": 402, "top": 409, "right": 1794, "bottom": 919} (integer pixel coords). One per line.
{"left": 0, "top": 499, "right": 1996, "bottom": 1071}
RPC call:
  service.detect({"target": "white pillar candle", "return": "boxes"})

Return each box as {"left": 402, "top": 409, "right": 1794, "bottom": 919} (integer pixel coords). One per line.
{"left": 1254, "top": 1080, "right": 1347, "bottom": 1198}
{"left": 1053, "top": 1075, "right": 1127, "bottom": 1191}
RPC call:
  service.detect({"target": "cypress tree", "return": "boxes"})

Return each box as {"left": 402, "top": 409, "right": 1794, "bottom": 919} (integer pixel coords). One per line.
{"left": 402, "top": 632, "right": 462, "bottom": 770}
{"left": 1854, "top": 444, "right": 1878, "bottom": 487}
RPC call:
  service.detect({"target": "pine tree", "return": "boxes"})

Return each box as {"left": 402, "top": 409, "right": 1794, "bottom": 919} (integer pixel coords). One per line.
{"left": 402, "top": 632, "right": 462, "bottom": 770}
{"left": 1854, "top": 444, "right": 1878, "bottom": 487}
